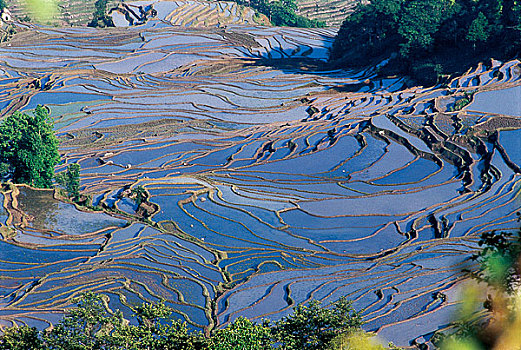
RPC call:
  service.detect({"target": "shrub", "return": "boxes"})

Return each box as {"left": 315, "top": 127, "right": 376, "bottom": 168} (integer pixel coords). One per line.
{"left": 55, "top": 163, "right": 81, "bottom": 201}
{"left": 130, "top": 185, "right": 147, "bottom": 207}
{"left": 0, "top": 326, "right": 43, "bottom": 350}
{"left": 210, "top": 317, "right": 271, "bottom": 350}
{"left": 273, "top": 297, "right": 363, "bottom": 350}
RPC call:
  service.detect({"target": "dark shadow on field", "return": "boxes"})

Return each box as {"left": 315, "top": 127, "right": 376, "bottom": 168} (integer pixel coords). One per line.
{"left": 249, "top": 56, "right": 331, "bottom": 73}
{"left": 242, "top": 55, "right": 374, "bottom": 92}
{"left": 243, "top": 55, "right": 410, "bottom": 94}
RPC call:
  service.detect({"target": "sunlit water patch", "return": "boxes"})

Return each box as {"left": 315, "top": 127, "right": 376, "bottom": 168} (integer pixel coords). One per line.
{"left": 468, "top": 85, "right": 521, "bottom": 116}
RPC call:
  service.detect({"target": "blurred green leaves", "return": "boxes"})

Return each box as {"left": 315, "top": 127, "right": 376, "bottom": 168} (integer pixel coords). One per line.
{"left": 439, "top": 337, "right": 484, "bottom": 350}
{"left": 434, "top": 230, "right": 521, "bottom": 350}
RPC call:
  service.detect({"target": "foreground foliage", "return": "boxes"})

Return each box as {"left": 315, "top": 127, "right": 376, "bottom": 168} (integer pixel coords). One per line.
{"left": 0, "top": 293, "right": 400, "bottom": 350}
{"left": 273, "top": 297, "right": 363, "bottom": 349}
{"left": 434, "top": 229, "right": 521, "bottom": 349}
{"left": 331, "top": 0, "right": 521, "bottom": 85}
{"left": 0, "top": 105, "right": 60, "bottom": 188}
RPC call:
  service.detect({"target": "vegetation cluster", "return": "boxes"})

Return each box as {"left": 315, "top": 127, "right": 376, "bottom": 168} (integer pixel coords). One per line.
{"left": 55, "top": 163, "right": 81, "bottom": 201}
{"left": 0, "top": 106, "right": 60, "bottom": 188}
{"left": 0, "top": 294, "right": 401, "bottom": 350}
{"left": 0, "top": 105, "right": 82, "bottom": 203}
{"left": 331, "top": 0, "right": 521, "bottom": 85}
{"left": 434, "top": 229, "right": 521, "bottom": 349}
{"left": 232, "top": 0, "right": 325, "bottom": 27}
{"left": 88, "top": 0, "right": 115, "bottom": 28}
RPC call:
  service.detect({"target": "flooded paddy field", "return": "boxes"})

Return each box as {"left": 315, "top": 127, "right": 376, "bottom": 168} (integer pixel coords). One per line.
{"left": 0, "top": 14, "right": 520, "bottom": 347}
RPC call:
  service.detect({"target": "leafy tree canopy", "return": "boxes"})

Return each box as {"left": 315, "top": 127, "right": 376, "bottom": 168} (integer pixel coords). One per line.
{"left": 467, "top": 12, "right": 490, "bottom": 45}
{"left": 273, "top": 297, "right": 363, "bottom": 350}
{"left": 0, "top": 293, "right": 402, "bottom": 350}
{"left": 210, "top": 317, "right": 272, "bottom": 350}
{"left": 433, "top": 229, "right": 521, "bottom": 349}
{"left": 0, "top": 105, "right": 60, "bottom": 188}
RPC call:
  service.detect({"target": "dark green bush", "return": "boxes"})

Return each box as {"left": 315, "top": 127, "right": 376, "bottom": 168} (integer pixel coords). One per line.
{"left": 56, "top": 163, "right": 81, "bottom": 201}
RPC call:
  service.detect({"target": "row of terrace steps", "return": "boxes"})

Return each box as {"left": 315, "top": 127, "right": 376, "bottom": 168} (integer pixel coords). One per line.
{"left": 296, "top": 0, "right": 367, "bottom": 26}
{"left": 163, "top": 0, "right": 255, "bottom": 27}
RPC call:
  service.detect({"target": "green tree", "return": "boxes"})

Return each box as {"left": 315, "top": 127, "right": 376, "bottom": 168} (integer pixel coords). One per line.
{"left": 467, "top": 12, "right": 490, "bottom": 48}
{"left": 273, "top": 297, "right": 363, "bottom": 350}
{"left": 470, "top": 230, "right": 521, "bottom": 293}
{"left": 327, "top": 331, "right": 402, "bottom": 350}
{"left": 0, "top": 105, "right": 60, "bottom": 188}
{"left": 55, "top": 163, "right": 81, "bottom": 201}
{"left": 232, "top": 0, "right": 323, "bottom": 27}
{"left": 88, "top": 0, "right": 115, "bottom": 28}
{"left": 209, "top": 317, "right": 272, "bottom": 350}
{"left": 433, "top": 229, "right": 521, "bottom": 349}
{"left": 109, "top": 300, "right": 207, "bottom": 350}
{"left": 398, "top": 0, "right": 450, "bottom": 56}
{"left": 504, "top": 0, "right": 521, "bottom": 36}
{"left": 331, "top": 0, "right": 521, "bottom": 85}
{"left": 43, "top": 291, "right": 122, "bottom": 350}
{"left": 0, "top": 293, "right": 398, "bottom": 350}
{"left": 0, "top": 326, "right": 44, "bottom": 350}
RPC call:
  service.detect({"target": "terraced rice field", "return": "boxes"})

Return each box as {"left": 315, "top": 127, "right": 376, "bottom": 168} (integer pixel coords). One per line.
{"left": 112, "top": 0, "right": 260, "bottom": 27}
{"left": 0, "top": 12, "right": 520, "bottom": 348}
{"left": 4, "top": 0, "right": 350, "bottom": 28}
{"left": 296, "top": 0, "right": 365, "bottom": 26}
{"left": 4, "top": 0, "right": 262, "bottom": 27}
